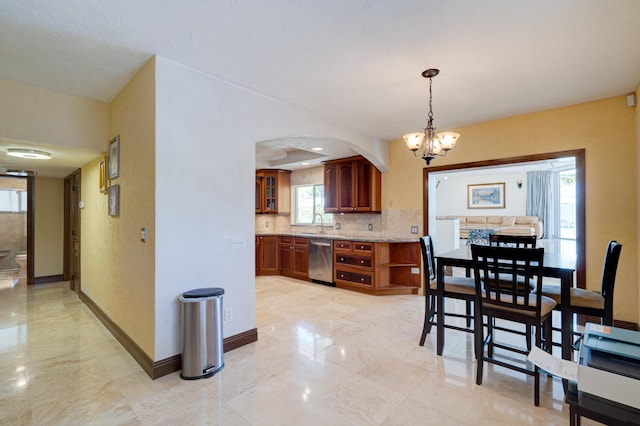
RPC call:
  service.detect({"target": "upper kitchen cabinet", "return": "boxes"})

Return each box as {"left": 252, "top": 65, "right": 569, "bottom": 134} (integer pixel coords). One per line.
{"left": 323, "top": 156, "right": 381, "bottom": 213}
{"left": 256, "top": 169, "right": 291, "bottom": 214}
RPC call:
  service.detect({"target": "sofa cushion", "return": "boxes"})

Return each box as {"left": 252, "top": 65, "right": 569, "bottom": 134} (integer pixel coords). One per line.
{"left": 466, "top": 216, "right": 487, "bottom": 224}
{"left": 500, "top": 216, "right": 516, "bottom": 226}
{"left": 515, "top": 216, "right": 538, "bottom": 225}
{"left": 486, "top": 216, "right": 502, "bottom": 225}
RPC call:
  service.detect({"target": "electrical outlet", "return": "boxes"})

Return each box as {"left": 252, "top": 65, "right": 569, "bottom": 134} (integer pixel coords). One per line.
{"left": 224, "top": 307, "right": 232, "bottom": 322}
{"left": 411, "top": 226, "right": 419, "bottom": 234}
{"left": 368, "top": 224, "right": 373, "bottom": 231}
{"left": 265, "top": 221, "right": 270, "bottom": 228}
{"left": 335, "top": 223, "right": 341, "bottom": 230}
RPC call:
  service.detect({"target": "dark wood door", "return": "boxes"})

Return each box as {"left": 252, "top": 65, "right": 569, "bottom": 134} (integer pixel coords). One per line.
{"left": 324, "top": 164, "right": 338, "bottom": 212}
{"left": 258, "top": 236, "right": 279, "bottom": 275}
{"left": 338, "top": 161, "right": 354, "bottom": 211}
{"left": 293, "top": 245, "right": 309, "bottom": 278}
{"left": 64, "top": 170, "right": 81, "bottom": 294}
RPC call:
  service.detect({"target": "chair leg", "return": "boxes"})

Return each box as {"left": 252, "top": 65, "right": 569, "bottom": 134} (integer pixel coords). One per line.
{"left": 526, "top": 324, "right": 532, "bottom": 351}
{"left": 487, "top": 317, "right": 494, "bottom": 358}
{"left": 544, "top": 318, "right": 553, "bottom": 354}
{"left": 465, "top": 300, "right": 472, "bottom": 327}
{"left": 474, "top": 309, "right": 484, "bottom": 383}
{"left": 419, "top": 294, "right": 435, "bottom": 346}
{"left": 534, "top": 365, "right": 540, "bottom": 406}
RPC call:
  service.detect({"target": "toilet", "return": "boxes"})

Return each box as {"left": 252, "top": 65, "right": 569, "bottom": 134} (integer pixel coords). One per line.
{"left": 15, "top": 253, "right": 27, "bottom": 285}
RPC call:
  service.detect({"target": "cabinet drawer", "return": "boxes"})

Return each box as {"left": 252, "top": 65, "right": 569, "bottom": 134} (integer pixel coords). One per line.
{"left": 353, "top": 242, "right": 373, "bottom": 253}
{"left": 334, "top": 240, "right": 353, "bottom": 251}
{"left": 335, "top": 254, "right": 372, "bottom": 268}
{"left": 294, "top": 237, "right": 308, "bottom": 246}
{"left": 335, "top": 269, "right": 372, "bottom": 286}
{"left": 279, "top": 236, "right": 294, "bottom": 244}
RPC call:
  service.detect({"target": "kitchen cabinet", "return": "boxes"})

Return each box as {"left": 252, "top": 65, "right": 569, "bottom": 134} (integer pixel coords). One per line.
{"left": 256, "top": 235, "right": 279, "bottom": 275}
{"left": 334, "top": 239, "right": 420, "bottom": 295}
{"left": 323, "top": 156, "right": 381, "bottom": 213}
{"left": 256, "top": 169, "right": 291, "bottom": 214}
{"left": 279, "top": 236, "right": 309, "bottom": 280}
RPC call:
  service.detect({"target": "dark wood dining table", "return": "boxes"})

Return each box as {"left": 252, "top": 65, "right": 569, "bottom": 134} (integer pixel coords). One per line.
{"left": 434, "top": 245, "right": 577, "bottom": 364}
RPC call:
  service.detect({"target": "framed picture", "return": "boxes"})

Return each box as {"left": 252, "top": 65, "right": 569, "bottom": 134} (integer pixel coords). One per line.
{"left": 467, "top": 182, "right": 505, "bottom": 209}
{"left": 108, "top": 184, "right": 120, "bottom": 216}
{"left": 108, "top": 135, "right": 120, "bottom": 179}
{"left": 99, "top": 157, "right": 108, "bottom": 193}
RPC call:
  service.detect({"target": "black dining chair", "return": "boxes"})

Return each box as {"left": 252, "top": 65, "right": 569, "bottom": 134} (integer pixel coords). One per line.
{"left": 418, "top": 236, "right": 476, "bottom": 349}
{"left": 471, "top": 244, "right": 556, "bottom": 406}
{"left": 489, "top": 234, "right": 537, "bottom": 248}
{"left": 489, "top": 233, "right": 538, "bottom": 349}
{"left": 541, "top": 240, "right": 622, "bottom": 340}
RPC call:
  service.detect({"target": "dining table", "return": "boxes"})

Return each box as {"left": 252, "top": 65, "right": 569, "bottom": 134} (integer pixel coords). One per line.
{"left": 434, "top": 245, "right": 577, "bottom": 366}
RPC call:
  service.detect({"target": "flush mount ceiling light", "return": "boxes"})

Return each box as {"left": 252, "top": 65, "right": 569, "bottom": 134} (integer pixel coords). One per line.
{"left": 7, "top": 148, "right": 52, "bottom": 160}
{"left": 5, "top": 169, "right": 37, "bottom": 176}
{"left": 403, "top": 69, "right": 460, "bottom": 165}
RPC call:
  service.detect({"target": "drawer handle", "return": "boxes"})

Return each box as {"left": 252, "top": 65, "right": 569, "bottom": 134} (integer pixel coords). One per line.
{"left": 359, "top": 246, "right": 365, "bottom": 249}
{"left": 360, "top": 278, "right": 365, "bottom": 282}
{"left": 340, "top": 257, "right": 344, "bottom": 261}
{"left": 340, "top": 274, "right": 345, "bottom": 278}
{"left": 360, "top": 260, "right": 364, "bottom": 264}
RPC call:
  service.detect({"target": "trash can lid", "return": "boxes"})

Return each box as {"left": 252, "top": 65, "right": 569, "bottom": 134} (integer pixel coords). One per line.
{"left": 182, "top": 287, "right": 225, "bottom": 298}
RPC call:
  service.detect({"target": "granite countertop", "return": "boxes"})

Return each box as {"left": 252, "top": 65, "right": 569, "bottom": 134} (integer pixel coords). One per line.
{"left": 256, "top": 233, "right": 419, "bottom": 243}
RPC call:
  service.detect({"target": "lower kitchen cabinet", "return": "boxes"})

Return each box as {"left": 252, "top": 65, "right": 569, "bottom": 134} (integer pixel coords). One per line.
{"left": 334, "top": 240, "right": 420, "bottom": 295}
{"left": 256, "top": 235, "right": 279, "bottom": 275}
{"left": 279, "top": 236, "right": 309, "bottom": 280}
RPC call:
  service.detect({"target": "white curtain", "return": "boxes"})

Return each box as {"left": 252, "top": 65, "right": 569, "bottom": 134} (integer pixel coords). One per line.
{"left": 526, "top": 171, "right": 554, "bottom": 239}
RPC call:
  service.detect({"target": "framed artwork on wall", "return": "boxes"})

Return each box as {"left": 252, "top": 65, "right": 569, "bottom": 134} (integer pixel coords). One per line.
{"left": 99, "top": 157, "right": 108, "bottom": 193}
{"left": 108, "top": 184, "right": 120, "bottom": 216}
{"left": 108, "top": 135, "right": 120, "bottom": 179}
{"left": 468, "top": 182, "right": 505, "bottom": 209}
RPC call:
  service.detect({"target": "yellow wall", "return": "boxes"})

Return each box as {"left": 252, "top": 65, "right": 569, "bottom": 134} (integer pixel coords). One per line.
{"left": 81, "top": 57, "right": 157, "bottom": 358}
{"left": 34, "top": 177, "right": 64, "bottom": 277}
{"left": 385, "top": 96, "right": 638, "bottom": 323}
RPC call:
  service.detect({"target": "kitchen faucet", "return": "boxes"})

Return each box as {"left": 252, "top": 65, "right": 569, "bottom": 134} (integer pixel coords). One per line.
{"left": 314, "top": 213, "right": 324, "bottom": 234}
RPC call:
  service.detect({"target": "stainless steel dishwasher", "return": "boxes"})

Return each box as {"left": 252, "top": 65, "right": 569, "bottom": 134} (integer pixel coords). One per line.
{"left": 308, "top": 239, "right": 334, "bottom": 285}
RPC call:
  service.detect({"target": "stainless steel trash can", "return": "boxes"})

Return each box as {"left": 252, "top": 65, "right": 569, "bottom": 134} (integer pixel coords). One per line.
{"left": 179, "top": 287, "right": 225, "bottom": 380}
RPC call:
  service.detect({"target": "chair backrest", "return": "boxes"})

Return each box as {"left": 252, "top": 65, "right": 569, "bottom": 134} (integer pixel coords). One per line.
{"left": 419, "top": 236, "right": 436, "bottom": 284}
{"left": 601, "top": 240, "right": 622, "bottom": 311}
{"left": 489, "top": 234, "right": 537, "bottom": 248}
{"left": 471, "top": 244, "right": 545, "bottom": 317}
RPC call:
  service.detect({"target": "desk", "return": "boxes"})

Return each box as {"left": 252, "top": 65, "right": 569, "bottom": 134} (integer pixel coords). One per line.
{"left": 435, "top": 246, "right": 576, "bottom": 365}
{"left": 566, "top": 383, "right": 640, "bottom": 425}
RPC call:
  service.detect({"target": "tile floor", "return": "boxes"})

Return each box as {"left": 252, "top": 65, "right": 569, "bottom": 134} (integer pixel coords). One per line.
{"left": 0, "top": 276, "right": 596, "bottom": 425}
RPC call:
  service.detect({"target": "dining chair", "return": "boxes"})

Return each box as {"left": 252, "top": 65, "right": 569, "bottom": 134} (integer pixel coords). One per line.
{"left": 489, "top": 233, "right": 538, "bottom": 350}
{"left": 541, "top": 240, "right": 622, "bottom": 338}
{"left": 418, "top": 236, "right": 476, "bottom": 348}
{"left": 471, "top": 244, "right": 556, "bottom": 406}
{"left": 489, "top": 234, "right": 537, "bottom": 248}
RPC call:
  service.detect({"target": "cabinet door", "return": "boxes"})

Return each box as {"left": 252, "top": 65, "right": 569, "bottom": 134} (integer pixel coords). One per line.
{"left": 279, "top": 244, "right": 293, "bottom": 274}
{"left": 354, "top": 160, "right": 381, "bottom": 212}
{"left": 293, "top": 245, "right": 309, "bottom": 278}
{"left": 338, "top": 161, "right": 354, "bottom": 211}
{"left": 324, "top": 164, "right": 338, "bottom": 212}
{"left": 255, "top": 176, "right": 264, "bottom": 213}
{"left": 264, "top": 172, "right": 278, "bottom": 213}
{"left": 258, "top": 236, "right": 279, "bottom": 275}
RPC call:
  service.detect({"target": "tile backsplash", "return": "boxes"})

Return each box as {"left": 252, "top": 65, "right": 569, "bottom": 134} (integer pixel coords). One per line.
{"left": 255, "top": 208, "right": 423, "bottom": 239}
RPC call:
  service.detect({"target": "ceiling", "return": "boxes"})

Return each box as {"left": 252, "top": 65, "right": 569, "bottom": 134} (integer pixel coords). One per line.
{"left": 1, "top": 1, "right": 639, "bottom": 175}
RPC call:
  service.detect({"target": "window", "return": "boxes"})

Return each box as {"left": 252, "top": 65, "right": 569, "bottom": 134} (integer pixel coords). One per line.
{"left": 0, "top": 189, "right": 27, "bottom": 212}
{"left": 292, "top": 184, "right": 333, "bottom": 225}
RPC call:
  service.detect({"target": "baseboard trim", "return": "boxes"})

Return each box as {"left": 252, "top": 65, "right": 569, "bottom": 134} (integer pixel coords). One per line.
{"left": 79, "top": 291, "right": 258, "bottom": 379}
{"left": 34, "top": 274, "right": 65, "bottom": 284}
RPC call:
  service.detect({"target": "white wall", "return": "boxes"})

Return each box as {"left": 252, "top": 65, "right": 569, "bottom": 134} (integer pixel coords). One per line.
{"left": 435, "top": 171, "right": 528, "bottom": 217}
{"left": 154, "top": 57, "right": 388, "bottom": 359}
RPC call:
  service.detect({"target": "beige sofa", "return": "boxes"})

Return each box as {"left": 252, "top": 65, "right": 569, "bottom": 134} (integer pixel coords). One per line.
{"left": 439, "top": 215, "right": 544, "bottom": 239}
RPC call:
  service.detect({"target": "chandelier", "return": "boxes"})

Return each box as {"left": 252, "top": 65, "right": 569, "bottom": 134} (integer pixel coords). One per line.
{"left": 403, "top": 69, "right": 459, "bottom": 165}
